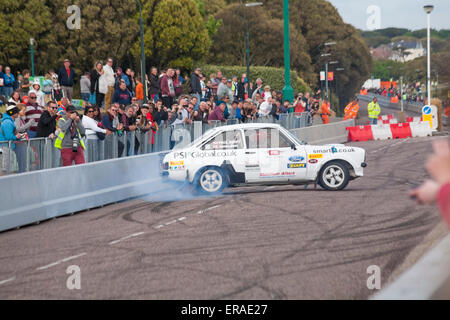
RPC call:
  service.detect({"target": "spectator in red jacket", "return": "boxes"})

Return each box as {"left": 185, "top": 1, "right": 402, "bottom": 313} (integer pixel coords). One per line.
{"left": 409, "top": 139, "right": 450, "bottom": 226}
{"left": 160, "top": 68, "right": 175, "bottom": 108}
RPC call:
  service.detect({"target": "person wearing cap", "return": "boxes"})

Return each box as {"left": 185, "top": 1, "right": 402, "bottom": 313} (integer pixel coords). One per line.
{"left": 367, "top": 97, "right": 380, "bottom": 125}
{"left": 57, "top": 59, "right": 76, "bottom": 101}
{"left": 28, "top": 79, "right": 45, "bottom": 107}
{"left": 55, "top": 105, "right": 86, "bottom": 166}
{"left": 0, "top": 105, "right": 23, "bottom": 173}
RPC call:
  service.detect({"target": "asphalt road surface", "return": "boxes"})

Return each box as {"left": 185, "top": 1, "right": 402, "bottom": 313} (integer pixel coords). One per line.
{"left": 0, "top": 102, "right": 447, "bottom": 299}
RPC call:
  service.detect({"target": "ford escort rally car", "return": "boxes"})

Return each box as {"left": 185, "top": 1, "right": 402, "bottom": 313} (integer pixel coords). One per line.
{"left": 162, "top": 123, "right": 366, "bottom": 194}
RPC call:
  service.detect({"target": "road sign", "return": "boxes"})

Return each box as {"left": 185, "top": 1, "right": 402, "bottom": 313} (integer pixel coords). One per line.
{"left": 328, "top": 72, "right": 334, "bottom": 81}
{"left": 320, "top": 71, "right": 325, "bottom": 81}
{"left": 422, "top": 105, "right": 438, "bottom": 130}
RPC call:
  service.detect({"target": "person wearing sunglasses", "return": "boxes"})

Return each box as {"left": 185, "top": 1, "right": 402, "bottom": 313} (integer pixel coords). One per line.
{"left": 36, "top": 101, "right": 58, "bottom": 140}
{"left": 24, "top": 93, "right": 43, "bottom": 138}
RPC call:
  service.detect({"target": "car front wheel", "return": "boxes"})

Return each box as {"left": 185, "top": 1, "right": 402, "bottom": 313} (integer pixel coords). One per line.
{"left": 318, "top": 161, "right": 350, "bottom": 191}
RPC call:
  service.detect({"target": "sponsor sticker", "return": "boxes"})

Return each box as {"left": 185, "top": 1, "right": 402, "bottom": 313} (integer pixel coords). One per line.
{"left": 287, "top": 163, "right": 307, "bottom": 169}
{"left": 170, "top": 161, "right": 184, "bottom": 166}
{"left": 308, "top": 159, "right": 318, "bottom": 164}
{"left": 174, "top": 150, "right": 237, "bottom": 159}
{"left": 289, "top": 155, "right": 305, "bottom": 162}
{"left": 260, "top": 172, "right": 280, "bottom": 178}
{"left": 309, "top": 154, "right": 323, "bottom": 159}
{"left": 170, "top": 165, "right": 185, "bottom": 170}
{"left": 311, "top": 147, "right": 356, "bottom": 154}
{"left": 269, "top": 150, "right": 280, "bottom": 156}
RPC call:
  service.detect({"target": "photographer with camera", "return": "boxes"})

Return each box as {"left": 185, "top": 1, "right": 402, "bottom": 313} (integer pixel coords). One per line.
{"left": 54, "top": 105, "right": 86, "bottom": 166}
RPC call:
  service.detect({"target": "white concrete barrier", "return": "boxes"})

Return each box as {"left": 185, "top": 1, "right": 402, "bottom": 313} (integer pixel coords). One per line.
{"left": 410, "top": 121, "right": 433, "bottom": 138}
{"left": 372, "top": 124, "right": 393, "bottom": 140}
{"left": 0, "top": 152, "right": 168, "bottom": 232}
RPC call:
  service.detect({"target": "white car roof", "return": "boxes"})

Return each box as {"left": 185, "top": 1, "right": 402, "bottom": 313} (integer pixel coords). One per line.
{"left": 209, "top": 123, "right": 283, "bottom": 132}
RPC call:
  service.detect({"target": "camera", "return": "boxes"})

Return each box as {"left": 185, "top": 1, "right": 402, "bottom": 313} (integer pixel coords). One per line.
{"left": 72, "top": 137, "right": 79, "bottom": 152}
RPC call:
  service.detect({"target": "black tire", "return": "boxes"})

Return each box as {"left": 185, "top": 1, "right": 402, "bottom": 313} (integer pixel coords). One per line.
{"left": 318, "top": 161, "right": 350, "bottom": 191}
{"left": 194, "top": 167, "right": 228, "bottom": 195}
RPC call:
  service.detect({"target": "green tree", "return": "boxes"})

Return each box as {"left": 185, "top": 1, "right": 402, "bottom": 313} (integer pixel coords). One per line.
{"left": 209, "top": 4, "right": 313, "bottom": 83}
{"left": 0, "top": 0, "right": 52, "bottom": 71}
{"left": 132, "top": 0, "right": 211, "bottom": 70}
{"left": 39, "top": 0, "right": 140, "bottom": 76}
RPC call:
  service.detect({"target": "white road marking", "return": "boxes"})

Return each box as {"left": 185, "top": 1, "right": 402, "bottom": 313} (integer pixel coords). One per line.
{"left": 36, "top": 252, "right": 87, "bottom": 271}
{"left": 165, "top": 220, "right": 177, "bottom": 226}
{"left": 0, "top": 277, "right": 15, "bottom": 286}
{"left": 197, "top": 205, "right": 221, "bottom": 214}
{"left": 265, "top": 186, "right": 276, "bottom": 190}
{"left": 178, "top": 217, "right": 186, "bottom": 221}
{"left": 155, "top": 225, "right": 164, "bottom": 229}
{"left": 109, "top": 232, "right": 146, "bottom": 245}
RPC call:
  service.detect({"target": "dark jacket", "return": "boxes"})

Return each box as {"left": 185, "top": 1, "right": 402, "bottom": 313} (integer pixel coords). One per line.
{"left": 90, "top": 69, "right": 101, "bottom": 94}
{"left": 149, "top": 74, "right": 160, "bottom": 95}
{"left": 36, "top": 110, "right": 57, "bottom": 138}
{"left": 190, "top": 72, "right": 202, "bottom": 94}
{"left": 237, "top": 81, "right": 246, "bottom": 100}
{"left": 57, "top": 66, "right": 76, "bottom": 87}
{"left": 113, "top": 88, "right": 132, "bottom": 106}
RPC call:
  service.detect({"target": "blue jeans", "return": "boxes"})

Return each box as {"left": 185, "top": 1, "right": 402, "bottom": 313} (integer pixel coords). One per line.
{"left": 81, "top": 93, "right": 90, "bottom": 102}
{"left": 3, "top": 86, "right": 13, "bottom": 99}
{"left": 28, "top": 130, "right": 38, "bottom": 139}
{"left": 369, "top": 118, "right": 378, "bottom": 125}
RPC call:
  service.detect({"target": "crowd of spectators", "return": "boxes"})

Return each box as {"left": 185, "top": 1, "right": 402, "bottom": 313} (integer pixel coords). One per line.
{"left": 368, "top": 82, "right": 429, "bottom": 104}
{"left": 0, "top": 58, "right": 329, "bottom": 172}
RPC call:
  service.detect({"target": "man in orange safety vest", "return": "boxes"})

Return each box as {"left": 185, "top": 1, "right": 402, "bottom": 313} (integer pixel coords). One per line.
{"left": 344, "top": 98, "right": 360, "bottom": 120}
{"left": 321, "top": 99, "right": 331, "bottom": 124}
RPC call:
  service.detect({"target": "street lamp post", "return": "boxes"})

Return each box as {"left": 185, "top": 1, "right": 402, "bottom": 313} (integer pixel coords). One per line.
{"left": 137, "top": 0, "right": 147, "bottom": 103}
{"left": 282, "top": 0, "right": 294, "bottom": 103}
{"left": 328, "top": 60, "right": 338, "bottom": 102}
{"left": 244, "top": 2, "right": 263, "bottom": 85}
{"left": 335, "top": 67, "right": 344, "bottom": 112}
{"left": 30, "top": 38, "right": 35, "bottom": 77}
{"left": 321, "top": 53, "right": 331, "bottom": 99}
{"left": 424, "top": 5, "right": 434, "bottom": 105}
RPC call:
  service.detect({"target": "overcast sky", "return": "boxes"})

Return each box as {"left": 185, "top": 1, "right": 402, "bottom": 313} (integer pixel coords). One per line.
{"left": 327, "top": 0, "right": 450, "bottom": 31}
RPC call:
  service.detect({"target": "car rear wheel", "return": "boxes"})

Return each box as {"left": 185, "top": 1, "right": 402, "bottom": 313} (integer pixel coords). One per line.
{"left": 318, "top": 161, "right": 349, "bottom": 191}
{"left": 195, "top": 167, "right": 227, "bottom": 194}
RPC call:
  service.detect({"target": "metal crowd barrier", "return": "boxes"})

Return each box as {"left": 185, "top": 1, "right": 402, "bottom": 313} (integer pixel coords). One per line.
{"left": 0, "top": 112, "right": 311, "bottom": 176}
{"left": 359, "top": 93, "right": 424, "bottom": 113}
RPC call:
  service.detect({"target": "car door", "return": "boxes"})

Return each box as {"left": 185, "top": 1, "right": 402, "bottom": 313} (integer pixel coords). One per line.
{"left": 243, "top": 128, "right": 288, "bottom": 183}
{"left": 200, "top": 129, "right": 246, "bottom": 174}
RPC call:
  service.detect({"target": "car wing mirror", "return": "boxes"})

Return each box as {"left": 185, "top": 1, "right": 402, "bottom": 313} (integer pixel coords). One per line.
{"left": 291, "top": 143, "right": 297, "bottom": 150}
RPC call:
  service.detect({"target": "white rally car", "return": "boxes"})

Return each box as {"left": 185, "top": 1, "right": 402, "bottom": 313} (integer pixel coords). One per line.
{"left": 162, "top": 123, "right": 366, "bottom": 194}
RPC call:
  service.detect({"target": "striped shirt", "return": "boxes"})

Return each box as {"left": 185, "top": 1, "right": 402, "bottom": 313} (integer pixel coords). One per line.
{"left": 25, "top": 103, "right": 43, "bottom": 132}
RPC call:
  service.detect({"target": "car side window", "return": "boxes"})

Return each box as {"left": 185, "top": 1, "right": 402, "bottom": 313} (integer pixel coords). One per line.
{"left": 244, "top": 128, "right": 292, "bottom": 149}
{"left": 202, "top": 130, "right": 244, "bottom": 150}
